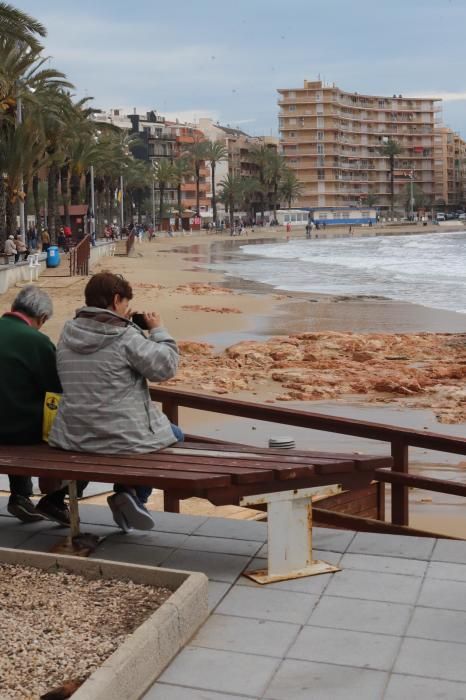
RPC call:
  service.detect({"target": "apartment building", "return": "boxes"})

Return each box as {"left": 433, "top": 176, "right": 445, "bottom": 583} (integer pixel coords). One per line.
{"left": 278, "top": 80, "right": 442, "bottom": 210}
{"left": 434, "top": 127, "right": 466, "bottom": 207}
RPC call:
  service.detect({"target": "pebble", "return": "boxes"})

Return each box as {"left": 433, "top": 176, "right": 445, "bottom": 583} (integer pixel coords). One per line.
{"left": 0, "top": 563, "right": 171, "bottom": 699}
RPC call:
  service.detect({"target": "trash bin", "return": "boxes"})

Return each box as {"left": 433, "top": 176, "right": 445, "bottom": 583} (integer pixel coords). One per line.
{"left": 46, "top": 245, "right": 60, "bottom": 268}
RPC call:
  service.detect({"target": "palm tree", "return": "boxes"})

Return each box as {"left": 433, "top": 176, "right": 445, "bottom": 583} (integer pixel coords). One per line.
{"left": 249, "top": 144, "right": 272, "bottom": 223}
{"left": 280, "top": 169, "right": 304, "bottom": 209}
{"left": 171, "top": 156, "right": 190, "bottom": 230}
{"left": 0, "top": 3, "right": 46, "bottom": 51}
{"left": 218, "top": 173, "right": 244, "bottom": 232}
{"left": 153, "top": 158, "right": 174, "bottom": 226}
{"left": 203, "top": 140, "right": 228, "bottom": 226}
{"left": 264, "top": 150, "right": 286, "bottom": 222}
{"left": 378, "top": 138, "right": 403, "bottom": 216}
{"left": 184, "top": 138, "right": 207, "bottom": 216}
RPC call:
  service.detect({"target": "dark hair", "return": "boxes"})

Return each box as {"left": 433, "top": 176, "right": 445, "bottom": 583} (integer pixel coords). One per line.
{"left": 84, "top": 272, "right": 133, "bottom": 308}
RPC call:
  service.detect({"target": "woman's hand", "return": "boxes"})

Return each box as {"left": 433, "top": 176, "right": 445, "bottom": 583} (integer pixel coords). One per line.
{"left": 144, "top": 311, "right": 162, "bottom": 330}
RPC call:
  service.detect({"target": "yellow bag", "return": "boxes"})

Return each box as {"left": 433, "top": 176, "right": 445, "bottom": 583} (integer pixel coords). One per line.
{"left": 42, "top": 392, "right": 62, "bottom": 442}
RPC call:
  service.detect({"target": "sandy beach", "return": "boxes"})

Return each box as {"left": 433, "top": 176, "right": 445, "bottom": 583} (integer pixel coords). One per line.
{"left": 1, "top": 228, "right": 466, "bottom": 536}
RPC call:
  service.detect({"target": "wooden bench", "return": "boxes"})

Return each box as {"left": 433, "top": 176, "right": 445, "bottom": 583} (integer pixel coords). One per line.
{"left": 0, "top": 439, "right": 391, "bottom": 583}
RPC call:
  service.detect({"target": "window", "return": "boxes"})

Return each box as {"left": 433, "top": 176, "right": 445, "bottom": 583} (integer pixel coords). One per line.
{"left": 317, "top": 143, "right": 324, "bottom": 154}
{"left": 315, "top": 92, "right": 322, "bottom": 101}
{"left": 289, "top": 131, "right": 296, "bottom": 137}
{"left": 317, "top": 117, "right": 324, "bottom": 128}
{"left": 317, "top": 131, "right": 324, "bottom": 140}
{"left": 289, "top": 105, "right": 296, "bottom": 111}
{"left": 317, "top": 169, "right": 325, "bottom": 180}
{"left": 318, "top": 156, "right": 325, "bottom": 166}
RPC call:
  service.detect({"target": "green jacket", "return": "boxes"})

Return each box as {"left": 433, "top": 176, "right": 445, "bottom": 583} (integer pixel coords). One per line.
{"left": 0, "top": 314, "right": 61, "bottom": 444}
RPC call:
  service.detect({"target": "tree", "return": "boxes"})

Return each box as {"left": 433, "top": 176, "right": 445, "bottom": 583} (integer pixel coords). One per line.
{"left": 218, "top": 173, "right": 244, "bottom": 231}
{"left": 185, "top": 138, "right": 208, "bottom": 215}
{"left": 171, "top": 156, "right": 191, "bottom": 229}
{"left": 280, "top": 169, "right": 303, "bottom": 209}
{"left": 249, "top": 143, "right": 274, "bottom": 222}
{"left": 378, "top": 138, "right": 403, "bottom": 216}
{"left": 264, "top": 150, "right": 286, "bottom": 222}
{"left": 363, "top": 190, "right": 378, "bottom": 207}
{"left": 0, "top": 2, "right": 46, "bottom": 51}
{"left": 153, "top": 158, "right": 174, "bottom": 225}
{"left": 203, "top": 140, "right": 227, "bottom": 226}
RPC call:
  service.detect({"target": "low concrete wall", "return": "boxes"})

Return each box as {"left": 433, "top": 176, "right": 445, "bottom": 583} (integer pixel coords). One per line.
{"left": 0, "top": 254, "right": 47, "bottom": 294}
{"left": 0, "top": 241, "right": 115, "bottom": 295}
{"left": 0, "top": 547, "right": 208, "bottom": 700}
{"left": 90, "top": 241, "right": 115, "bottom": 267}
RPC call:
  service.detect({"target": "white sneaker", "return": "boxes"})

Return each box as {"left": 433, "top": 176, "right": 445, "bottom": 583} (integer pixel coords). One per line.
{"left": 111, "top": 491, "right": 154, "bottom": 531}
{"left": 107, "top": 494, "right": 134, "bottom": 533}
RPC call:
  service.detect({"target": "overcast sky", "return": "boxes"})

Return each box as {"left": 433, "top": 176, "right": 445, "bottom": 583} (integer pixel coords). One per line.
{"left": 19, "top": 0, "right": 466, "bottom": 136}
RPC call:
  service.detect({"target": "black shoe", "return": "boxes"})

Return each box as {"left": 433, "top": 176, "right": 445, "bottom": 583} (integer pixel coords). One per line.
{"left": 36, "top": 497, "right": 70, "bottom": 527}
{"left": 7, "top": 495, "right": 45, "bottom": 523}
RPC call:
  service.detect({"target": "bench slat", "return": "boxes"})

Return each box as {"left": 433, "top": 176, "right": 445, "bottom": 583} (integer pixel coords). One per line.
{"left": 0, "top": 457, "right": 231, "bottom": 490}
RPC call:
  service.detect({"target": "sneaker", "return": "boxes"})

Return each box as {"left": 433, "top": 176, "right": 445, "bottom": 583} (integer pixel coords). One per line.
{"left": 36, "top": 497, "right": 70, "bottom": 527}
{"left": 7, "top": 495, "right": 45, "bottom": 523}
{"left": 111, "top": 491, "right": 154, "bottom": 531}
{"left": 107, "top": 494, "right": 134, "bottom": 533}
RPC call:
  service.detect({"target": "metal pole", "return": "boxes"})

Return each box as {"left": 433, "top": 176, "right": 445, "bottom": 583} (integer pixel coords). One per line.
{"left": 152, "top": 180, "right": 156, "bottom": 225}
{"left": 90, "top": 164, "right": 95, "bottom": 240}
{"left": 16, "top": 96, "right": 26, "bottom": 237}
{"left": 120, "top": 175, "right": 124, "bottom": 228}
{"left": 409, "top": 174, "right": 414, "bottom": 220}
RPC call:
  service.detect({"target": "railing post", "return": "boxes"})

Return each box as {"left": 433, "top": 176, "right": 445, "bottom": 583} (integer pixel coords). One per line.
{"left": 391, "top": 440, "right": 409, "bottom": 526}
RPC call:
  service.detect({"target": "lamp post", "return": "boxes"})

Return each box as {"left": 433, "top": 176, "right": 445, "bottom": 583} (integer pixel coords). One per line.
{"left": 16, "top": 95, "right": 26, "bottom": 238}
{"left": 409, "top": 170, "right": 415, "bottom": 221}
{"left": 90, "top": 164, "right": 96, "bottom": 243}
{"left": 120, "top": 174, "right": 124, "bottom": 229}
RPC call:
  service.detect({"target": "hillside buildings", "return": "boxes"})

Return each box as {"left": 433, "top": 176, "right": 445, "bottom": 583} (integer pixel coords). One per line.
{"left": 278, "top": 80, "right": 448, "bottom": 212}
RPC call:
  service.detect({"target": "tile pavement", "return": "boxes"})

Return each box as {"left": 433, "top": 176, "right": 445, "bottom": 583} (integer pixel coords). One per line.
{"left": 0, "top": 498, "right": 466, "bottom": 698}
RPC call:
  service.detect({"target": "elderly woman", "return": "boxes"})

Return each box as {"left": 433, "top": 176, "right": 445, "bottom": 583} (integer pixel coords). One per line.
{"left": 49, "top": 271, "right": 181, "bottom": 531}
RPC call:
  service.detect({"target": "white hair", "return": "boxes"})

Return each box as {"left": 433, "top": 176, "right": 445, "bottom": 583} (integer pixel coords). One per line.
{"left": 12, "top": 286, "right": 53, "bottom": 320}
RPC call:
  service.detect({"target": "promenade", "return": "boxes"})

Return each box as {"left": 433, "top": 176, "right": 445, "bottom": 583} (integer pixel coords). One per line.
{"left": 1, "top": 496, "right": 466, "bottom": 699}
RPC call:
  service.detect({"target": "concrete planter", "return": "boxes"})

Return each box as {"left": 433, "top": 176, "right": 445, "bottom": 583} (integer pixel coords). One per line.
{"left": 0, "top": 547, "right": 208, "bottom": 700}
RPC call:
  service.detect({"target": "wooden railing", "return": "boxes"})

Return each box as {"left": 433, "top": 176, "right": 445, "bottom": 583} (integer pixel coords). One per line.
{"left": 150, "top": 387, "right": 466, "bottom": 531}
{"left": 126, "top": 231, "right": 136, "bottom": 256}
{"left": 69, "top": 235, "right": 90, "bottom": 276}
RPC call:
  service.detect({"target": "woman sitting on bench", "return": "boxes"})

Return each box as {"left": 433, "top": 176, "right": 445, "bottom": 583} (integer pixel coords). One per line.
{"left": 49, "top": 271, "right": 182, "bottom": 531}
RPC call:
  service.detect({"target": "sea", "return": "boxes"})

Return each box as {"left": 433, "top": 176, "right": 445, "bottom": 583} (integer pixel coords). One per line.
{"left": 218, "top": 230, "right": 466, "bottom": 315}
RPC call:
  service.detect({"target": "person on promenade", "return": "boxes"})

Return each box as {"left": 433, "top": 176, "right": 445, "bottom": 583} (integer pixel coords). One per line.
{"left": 14, "top": 234, "right": 29, "bottom": 263}
{"left": 41, "top": 228, "right": 51, "bottom": 252}
{"left": 3, "top": 235, "right": 16, "bottom": 262}
{"left": 49, "top": 271, "right": 181, "bottom": 532}
{"left": 0, "top": 286, "right": 80, "bottom": 525}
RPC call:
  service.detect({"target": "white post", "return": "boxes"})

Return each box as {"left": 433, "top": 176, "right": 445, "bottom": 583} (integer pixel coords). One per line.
{"left": 16, "top": 96, "right": 26, "bottom": 238}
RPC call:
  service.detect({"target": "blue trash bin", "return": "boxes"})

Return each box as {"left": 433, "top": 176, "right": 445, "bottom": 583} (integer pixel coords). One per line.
{"left": 46, "top": 245, "right": 60, "bottom": 268}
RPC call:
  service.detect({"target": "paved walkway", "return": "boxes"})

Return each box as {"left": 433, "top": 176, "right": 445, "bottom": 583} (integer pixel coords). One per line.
{"left": 1, "top": 497, "right": 466, "bottom": 699}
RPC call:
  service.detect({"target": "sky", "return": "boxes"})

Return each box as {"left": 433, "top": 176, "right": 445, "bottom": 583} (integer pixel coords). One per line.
{"left": 17, "top": 0, "right": 466, "bottom": 137}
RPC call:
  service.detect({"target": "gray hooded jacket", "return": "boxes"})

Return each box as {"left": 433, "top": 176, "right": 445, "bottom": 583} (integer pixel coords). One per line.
{"left": 49, "top": 308, "right": 179, "bottom": 454}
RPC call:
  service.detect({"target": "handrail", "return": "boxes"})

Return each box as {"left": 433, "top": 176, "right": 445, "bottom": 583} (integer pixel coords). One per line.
{"left": 69, "top": 234, "right": 90, "bottom": 276}
{"left": 150, "top": 386, "right": 466, "bottom": 529}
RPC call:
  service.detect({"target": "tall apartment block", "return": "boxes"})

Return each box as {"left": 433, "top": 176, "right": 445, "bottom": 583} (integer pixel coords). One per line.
{"left": 278, "top": 80, "right": 442, "bottom": 210}
{"left": 434, "top": 127, "right": 466, "bottom": 207}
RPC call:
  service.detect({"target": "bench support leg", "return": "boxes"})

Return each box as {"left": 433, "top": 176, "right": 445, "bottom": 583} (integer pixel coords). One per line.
{"left": 240, "top": 487, "right": 341, "bottom": 585}
{"left": 68, "top": 480, "right": 81, "bottom": 539}
{"left": 164, "top": 492, "right": 180, "bottom": 513}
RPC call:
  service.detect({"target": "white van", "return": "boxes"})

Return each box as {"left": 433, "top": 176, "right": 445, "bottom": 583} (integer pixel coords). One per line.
{"left": 436, "top": 213, "right": 446, "bottom": 222}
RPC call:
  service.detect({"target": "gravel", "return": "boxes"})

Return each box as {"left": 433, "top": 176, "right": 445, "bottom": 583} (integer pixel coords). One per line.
{"left": 0, "top": 563, "right": 172, "bottom": 699}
